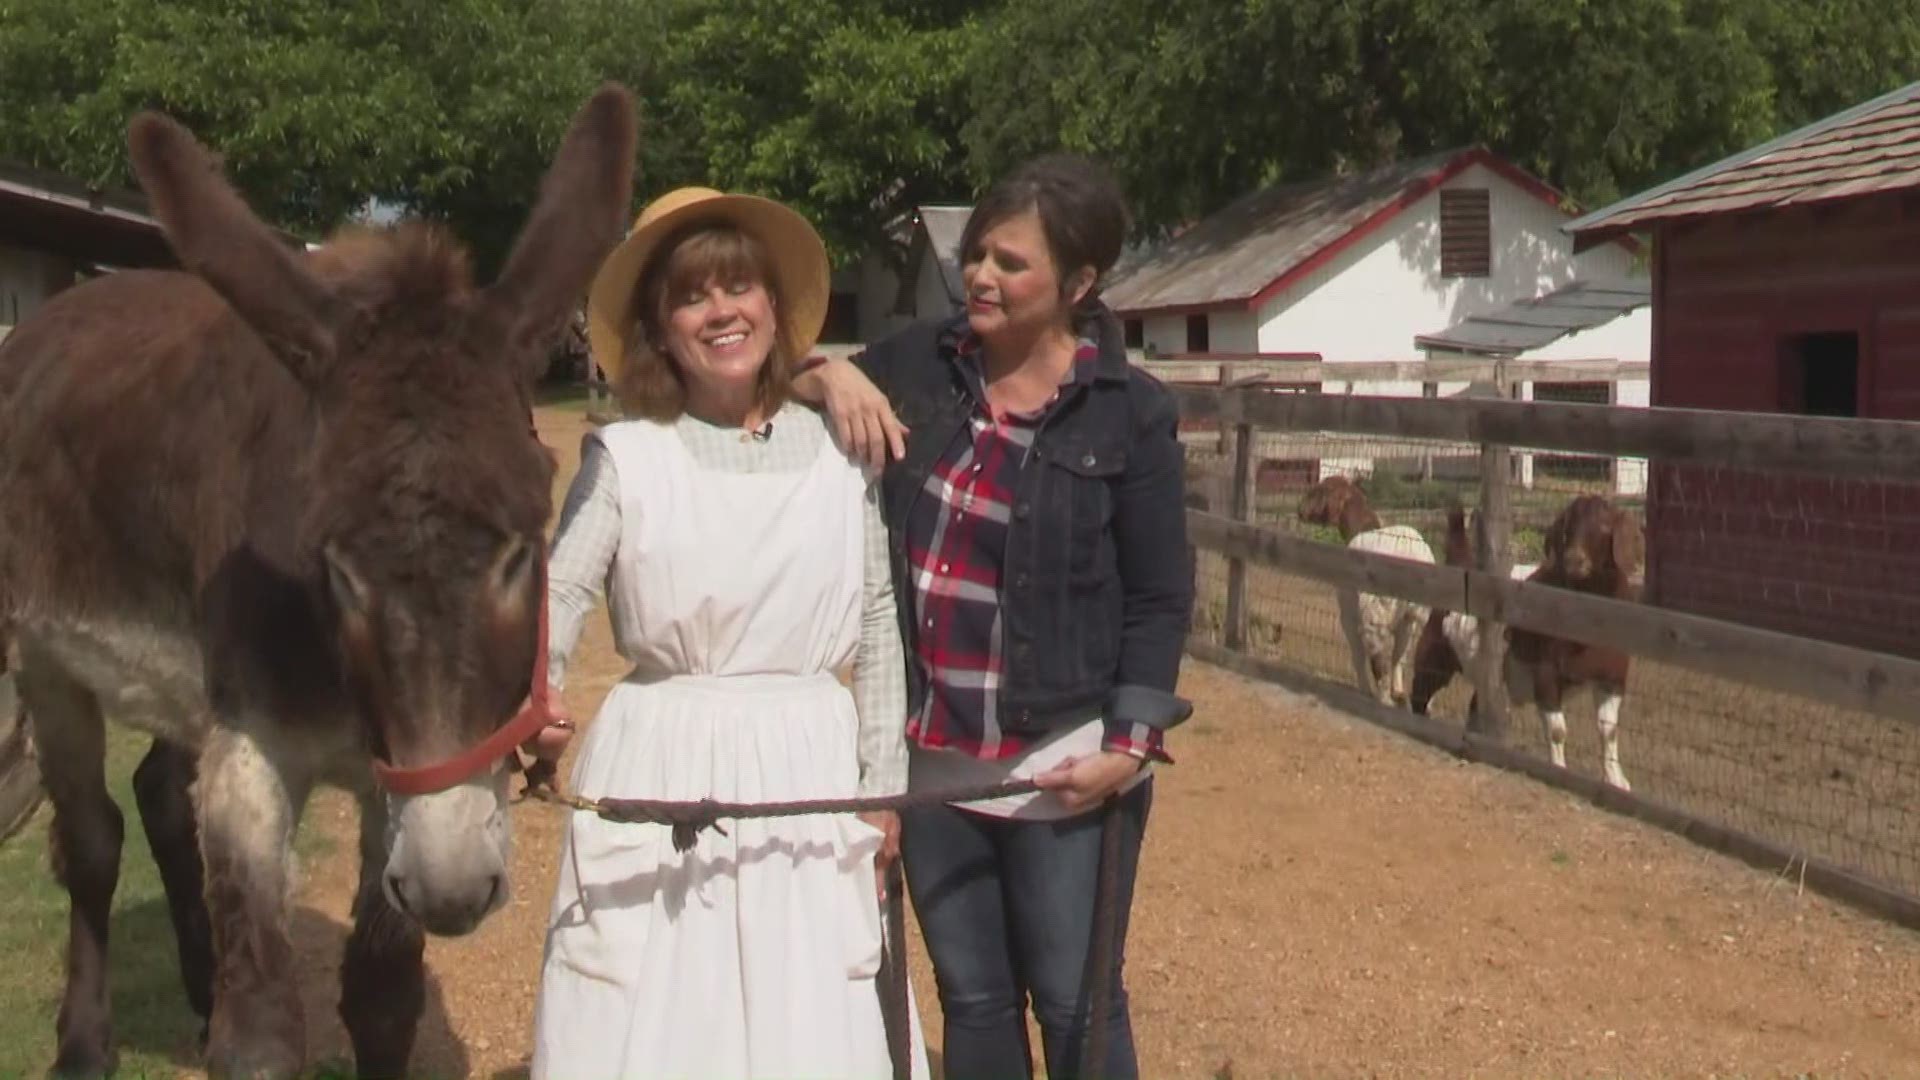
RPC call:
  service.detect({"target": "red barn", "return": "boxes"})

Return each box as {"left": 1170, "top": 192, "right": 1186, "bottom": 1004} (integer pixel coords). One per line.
{"left": 1566, "top": 79, "right": 1920, "bottom": 658}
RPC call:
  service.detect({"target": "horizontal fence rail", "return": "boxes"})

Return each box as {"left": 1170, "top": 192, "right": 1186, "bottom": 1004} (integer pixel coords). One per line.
{"left": 1172, "top": 386, "right": 1920, "bottom": 478}
{"left": 1189, "top": 510, "right": 1920, "bottom": 729}
{"left": 1141, "top": 357, "right": 1649, "bottom": 385}
{"left": 1179, "top": 380, "right": 1920, "bottom": 934}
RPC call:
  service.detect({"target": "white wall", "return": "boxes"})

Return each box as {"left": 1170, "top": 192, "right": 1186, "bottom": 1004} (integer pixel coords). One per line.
{"left": 1139, "top": 309, "right": 1259, "bottom": 357}
{"left": 1250, "top": 163, "right": 1642, "bottom": 395}
{"left": 913, "top": 246, "right": 955, "bottom": 321}
{"left": 1142, "top": 313, "right": 1186, "bottom": 355}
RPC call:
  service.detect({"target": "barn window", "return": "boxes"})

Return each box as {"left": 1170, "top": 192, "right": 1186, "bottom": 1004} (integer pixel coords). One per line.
{"left": 1779, "top": 331, "right": 1859, "bottom": 418}
{"left": 1186, "top": 313, "right": 1211, "bottom": 354}
{"left": 1440, "top": 188, "right": 1491, "bottom": 279}
{"left": 1124, "top": 318, "right": 1144, "bottom": 349}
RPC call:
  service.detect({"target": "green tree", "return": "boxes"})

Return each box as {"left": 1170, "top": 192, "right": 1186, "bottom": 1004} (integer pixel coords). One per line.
{"left": 0, "top": 0, "right": 633, "bottom": 271}
{"left": 608, "top": 0, "right": 980, "bottom": 268}
{"left": 957, "top": 0, "right": 1920, "bottom": 234}
{"left": 6, "top": 0, "right": 1919, "bottom": 279}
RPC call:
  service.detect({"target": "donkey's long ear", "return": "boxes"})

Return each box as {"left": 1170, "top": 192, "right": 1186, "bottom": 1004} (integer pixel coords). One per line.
{"left": 479, "top": 83, "right": 638, "bottom": 384}
{"left": 127, "top": 111, "right": 341, "bottom": 388}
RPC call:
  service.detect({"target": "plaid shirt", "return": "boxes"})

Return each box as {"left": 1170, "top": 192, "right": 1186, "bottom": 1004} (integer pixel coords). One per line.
{"left": 902, "top": 329, "right": 1169, "bottom": 765}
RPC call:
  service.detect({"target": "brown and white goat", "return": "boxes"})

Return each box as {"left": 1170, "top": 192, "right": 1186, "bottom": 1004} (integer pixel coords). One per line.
{"left": 1408, "top": 506, "right": 1535, "bottom": 718}
{"left": 1297, "top": 475, "right": 1435, "bottom": 708}
{"left": 1410, "top": 496, "right": 1644, "bottom": 790}
{"left": 1513, "top": 495, "right": 1645, "bottom": 790}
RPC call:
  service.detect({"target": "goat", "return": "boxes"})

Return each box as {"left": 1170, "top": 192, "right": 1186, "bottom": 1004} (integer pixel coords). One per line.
{"left": 1408, "top": 506, "right": 1536, "bottom": 718}
{"left": 1297, "top": 475, "right": 1434, "bottom": 708}
{"left": 1410, "top": 496, "right": 1644, "bottom": 791}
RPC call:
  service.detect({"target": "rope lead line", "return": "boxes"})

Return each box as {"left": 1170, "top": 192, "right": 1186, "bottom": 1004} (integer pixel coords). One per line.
{"left": 524, "top": 777, "right": 1048, "bottom": 852}
{"left": 517, "top": 773, "right": 1126, "bottom": 1080}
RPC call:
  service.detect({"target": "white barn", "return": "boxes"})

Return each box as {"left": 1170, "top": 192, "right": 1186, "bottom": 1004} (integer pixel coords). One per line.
{"left": 1102, "top": 147, "right": 1647, "bottom": 397}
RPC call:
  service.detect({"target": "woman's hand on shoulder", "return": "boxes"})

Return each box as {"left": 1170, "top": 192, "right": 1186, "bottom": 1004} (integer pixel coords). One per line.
{"left": 798, "top": 358, "right": 908, "bottom": 472}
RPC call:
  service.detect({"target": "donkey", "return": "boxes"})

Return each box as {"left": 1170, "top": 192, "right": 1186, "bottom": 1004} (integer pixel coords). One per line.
{"left": 0, "top": 85, "right": 635, "bottom": 1078}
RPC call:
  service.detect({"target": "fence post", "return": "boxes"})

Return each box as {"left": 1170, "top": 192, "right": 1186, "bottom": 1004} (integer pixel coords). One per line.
{"left": 1468, "top": 373, "right": 1514, "bottom": 741}
{"left": 1420, "top": 381, "right": 1437, "bottom": 482}
{"left": 1223, "top": 396, "right": 1254, "bottom": 651}
{"left": 1215, "top": 366, "right": 1234, "bottom": 456}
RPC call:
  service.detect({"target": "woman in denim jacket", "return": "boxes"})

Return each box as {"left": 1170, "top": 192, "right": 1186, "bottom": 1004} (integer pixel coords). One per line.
{"left": 795, "top": 154, "right": 1195, "bottom": 1080}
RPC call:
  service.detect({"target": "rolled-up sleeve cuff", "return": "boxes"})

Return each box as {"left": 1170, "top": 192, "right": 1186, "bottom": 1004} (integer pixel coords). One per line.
{"left": 1108, "top": 684, "right": 1192, "bottom": 730}
{"left": 1102, "top": 684, "right": 1192, "bottom": 765}
{"left": 1102, "top": 719, "right": 1171, "bottom": 764}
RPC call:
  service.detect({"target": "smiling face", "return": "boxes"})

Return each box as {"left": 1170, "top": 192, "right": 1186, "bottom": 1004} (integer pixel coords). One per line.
{"left": 961, "top": 208, "right": 1093, "bottom": 344}
{"left": 631, "top": 225, "right": 787, "bottom": 418}
{"left": 662, "top": 274, "right": 777, "bottom": 400}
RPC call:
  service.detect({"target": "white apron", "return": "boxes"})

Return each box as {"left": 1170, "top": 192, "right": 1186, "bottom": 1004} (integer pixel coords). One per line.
{"left": 530, "top": 417, "right": 930, "bottom": 1080}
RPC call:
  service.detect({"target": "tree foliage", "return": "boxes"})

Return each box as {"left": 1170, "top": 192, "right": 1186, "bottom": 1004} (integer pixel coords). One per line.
{"left": 959, "top": 0, "right": 1920, "bottom": 234}
{"left": 2, "top": 0, "right": 1918, "bottom": 270}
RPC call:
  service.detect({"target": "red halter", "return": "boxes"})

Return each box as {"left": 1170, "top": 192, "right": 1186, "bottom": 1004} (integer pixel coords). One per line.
{"left": 369, "top": 561, "right": 555, "bottom": 797}
{"left": 370, "top": 416, "right": 561, "bottom": 796}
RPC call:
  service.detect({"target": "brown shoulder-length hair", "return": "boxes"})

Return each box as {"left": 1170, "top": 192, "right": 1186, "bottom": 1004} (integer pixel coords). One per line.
{"left": 614, "top": 222, "right": 798, "bottom": 421}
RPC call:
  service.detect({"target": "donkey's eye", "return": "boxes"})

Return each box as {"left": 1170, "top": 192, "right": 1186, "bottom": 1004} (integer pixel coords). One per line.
{"left": 495, "top": 536, "right": 535, "bottom": 588}
{"left": 323, "top": 542, "right": 372, "bottom": 616}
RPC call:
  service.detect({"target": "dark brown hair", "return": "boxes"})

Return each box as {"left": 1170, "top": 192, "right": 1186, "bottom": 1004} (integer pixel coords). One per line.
{"left": 958, "top": 153, "right": 1130, "bottom": 318}
{"left": 615, "top": 223, "right": 796, "bottom": 421}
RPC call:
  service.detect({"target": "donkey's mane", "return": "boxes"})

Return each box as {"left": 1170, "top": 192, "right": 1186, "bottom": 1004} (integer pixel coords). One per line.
{"left": 305, "top": 222, "right": 477, "bottom": 311}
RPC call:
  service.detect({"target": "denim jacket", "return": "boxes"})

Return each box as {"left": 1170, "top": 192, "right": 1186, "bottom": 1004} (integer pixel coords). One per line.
{"left": 854, "top": 305, "right": 1195, "bottom": 745}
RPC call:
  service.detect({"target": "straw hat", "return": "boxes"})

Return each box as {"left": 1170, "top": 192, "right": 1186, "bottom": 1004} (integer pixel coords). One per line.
{"left": 585, "top": 186, "right": 830, "bottom": 385}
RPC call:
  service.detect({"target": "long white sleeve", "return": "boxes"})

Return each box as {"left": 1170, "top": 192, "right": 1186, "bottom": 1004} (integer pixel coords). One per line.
{"left": 545, "top": 435, "right": 620, "bottom": 690}
{"left": 851, "top": 479, "right": 908, "bottom": 796}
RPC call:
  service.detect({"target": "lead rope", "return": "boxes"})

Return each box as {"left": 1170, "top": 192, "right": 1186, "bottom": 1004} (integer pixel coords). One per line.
{"left": 882, "top": 856, "right": 912, "bottom": 1080}
{"left": 1079, "top": 795, "right": 1124, "bottom": 1080}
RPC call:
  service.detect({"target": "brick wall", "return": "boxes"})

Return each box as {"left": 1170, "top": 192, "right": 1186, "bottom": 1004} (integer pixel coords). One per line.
{"left": 1650, "top": 464, "right": 1920, "bottom": 659}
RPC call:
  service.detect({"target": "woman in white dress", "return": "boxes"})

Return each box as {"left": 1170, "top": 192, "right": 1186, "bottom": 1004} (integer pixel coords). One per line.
{"left": 526, "top": 186, "right": 929, "bottom": 1079}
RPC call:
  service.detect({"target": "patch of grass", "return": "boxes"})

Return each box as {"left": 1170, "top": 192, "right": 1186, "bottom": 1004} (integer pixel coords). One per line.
{"left": 1550, "top": 849, "right": 1572, "bottom": 867}
{"left": 0, "top": 725, "right": 338, "bottom": 1076}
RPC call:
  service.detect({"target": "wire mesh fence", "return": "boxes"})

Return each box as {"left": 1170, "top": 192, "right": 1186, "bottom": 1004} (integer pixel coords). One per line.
{"left": 1185, "top": 420, "right": 1920, "bottom": 904}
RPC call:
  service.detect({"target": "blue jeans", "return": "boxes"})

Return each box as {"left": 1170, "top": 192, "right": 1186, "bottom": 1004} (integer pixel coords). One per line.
{"left": 899, "top": 779, "right": 1152, "bottom": 1080}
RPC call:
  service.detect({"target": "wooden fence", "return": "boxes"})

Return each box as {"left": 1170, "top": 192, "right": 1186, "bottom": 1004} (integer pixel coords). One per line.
{"left": 1141, "top": 356, "right": 1648, "bottom": 389}
{"left": 1179, "top": 383, "right": 1920, "bottom": 931}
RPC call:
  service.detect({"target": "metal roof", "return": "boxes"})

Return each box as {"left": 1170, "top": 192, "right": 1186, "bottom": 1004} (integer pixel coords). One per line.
{"left": 1413, "top": 279, "right": 1650, "bottom": 357}
{"left": 1565, "top": 79, "right": 1920, "bottom": 243}
{"left": 0, "top": 161, "right": 177, "bottom": 270}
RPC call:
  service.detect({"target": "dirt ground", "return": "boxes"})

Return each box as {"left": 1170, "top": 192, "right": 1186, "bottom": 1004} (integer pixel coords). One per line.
{"left": 269, "top": 407, "right": 1920, "bottom": 1079}
{"left": 1193, "top": 547, "right": 1920, "bottom": 902}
